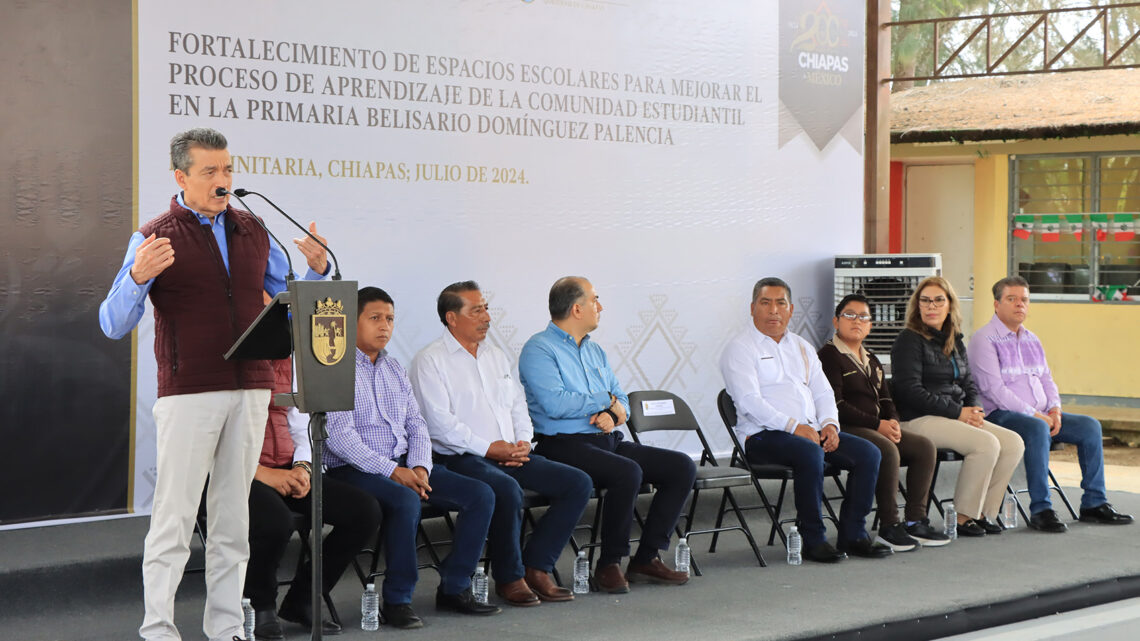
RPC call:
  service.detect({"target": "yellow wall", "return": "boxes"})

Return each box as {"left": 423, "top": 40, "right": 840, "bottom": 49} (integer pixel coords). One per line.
{"left": 894, "top": 135, "right": 1140, "bottom": 398}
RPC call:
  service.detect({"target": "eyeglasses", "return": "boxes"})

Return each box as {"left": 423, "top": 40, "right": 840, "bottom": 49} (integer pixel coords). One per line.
{"left": 918, "top": 296, "right": 948, "bottom": 308}
{"left": 839, "top": 312, "right": 872, "bottom": 322}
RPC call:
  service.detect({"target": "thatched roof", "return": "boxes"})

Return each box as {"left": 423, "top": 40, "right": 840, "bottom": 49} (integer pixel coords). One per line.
{"left": 890, "top": 68, "right": 1140, "bottom": 143}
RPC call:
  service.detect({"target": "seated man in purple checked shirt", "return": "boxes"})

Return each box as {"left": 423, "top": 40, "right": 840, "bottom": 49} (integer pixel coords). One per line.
{"left": 325, "top": 286, "right": 501, "bottom": 629}
{"left": 967, "top": 276, "right": 1132, "bottom": 533}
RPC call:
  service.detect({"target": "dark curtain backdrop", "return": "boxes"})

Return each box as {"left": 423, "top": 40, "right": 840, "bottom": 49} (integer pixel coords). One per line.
{"left": 0, "top": 0, "right": 133, "bottom": 523}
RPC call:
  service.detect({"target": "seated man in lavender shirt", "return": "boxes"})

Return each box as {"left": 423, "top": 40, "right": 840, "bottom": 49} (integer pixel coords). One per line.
{"left": 967, "top": 276, "right": 1133, "bottom": 532}
{"left": 325, "top": 286, "right": 501, "bottom": 629}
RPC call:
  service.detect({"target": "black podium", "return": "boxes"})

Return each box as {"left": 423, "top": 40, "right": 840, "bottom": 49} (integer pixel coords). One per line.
{"left": 226, "top": 278, "right": 357, "bottom": 641}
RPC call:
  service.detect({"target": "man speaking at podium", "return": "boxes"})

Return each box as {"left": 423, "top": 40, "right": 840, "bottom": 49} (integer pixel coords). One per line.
{"left": 99, "top": 128, "right": 330, "bottom": 641}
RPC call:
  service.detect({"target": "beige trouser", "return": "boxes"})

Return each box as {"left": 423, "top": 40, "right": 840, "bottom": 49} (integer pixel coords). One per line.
{"left": 140, "top": 388, "right": 270, "bottom": 641}
{"left": 900, "top": 415, "right": 1025, "bottom": 520}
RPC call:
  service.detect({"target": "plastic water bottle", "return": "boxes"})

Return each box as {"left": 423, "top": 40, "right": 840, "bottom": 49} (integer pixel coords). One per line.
{"left": 787, "top": 526, "right": 802, "bottom": 565}
{"left": 674, "top": 537, "right": 690, "bottom": 576}
{"left": 1002, "top": 494, "right": 1018, "bottom": 529}
{"left": 944, "top": 501, "right": 958, "bottom": 541}
{"left": 573, "top": 550, "right": 590, "bottom": 594}
{"left": 471, "top": 566, "right": 489, "bottom": 605}
{"left": 241, "top": 597, "right": 256, "bottom": 641}
{"left": 361, "top": 583, "right": 379, "bottom": 631}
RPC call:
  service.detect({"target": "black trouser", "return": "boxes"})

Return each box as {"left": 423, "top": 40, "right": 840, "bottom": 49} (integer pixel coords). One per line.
{"left": 534, "top": 431, "right": 696, "bottom": 567}
{"left": 245, "top": 473, "right": 381, "bottom": 611}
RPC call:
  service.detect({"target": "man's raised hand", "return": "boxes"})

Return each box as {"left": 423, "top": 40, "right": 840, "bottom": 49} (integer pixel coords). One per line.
{"left": 130, "top": 234, "right": 175, "bottom": 284}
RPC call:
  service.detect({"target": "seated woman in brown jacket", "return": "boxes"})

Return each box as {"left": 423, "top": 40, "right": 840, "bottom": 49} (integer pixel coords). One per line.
{"left": 818, "top": 294, "right": 949, "bottom": 551}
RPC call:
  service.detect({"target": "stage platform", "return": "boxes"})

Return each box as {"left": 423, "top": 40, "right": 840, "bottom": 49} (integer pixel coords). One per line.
{"left": 2, "top": 469, "right": 1138, "bottom": 641}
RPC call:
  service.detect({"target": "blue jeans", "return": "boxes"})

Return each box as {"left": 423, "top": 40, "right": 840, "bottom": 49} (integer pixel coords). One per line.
{"left": 327, "top": 464, "right": 494, "bottom": 605}
{"left": 746, "top": 430, "right": 881, "bottom": 548}
{"left": 438, "top": 453, "right": 592, "bottom": 583}
{"left": 986, "top": 410, "right": 1107, "bottom": 514}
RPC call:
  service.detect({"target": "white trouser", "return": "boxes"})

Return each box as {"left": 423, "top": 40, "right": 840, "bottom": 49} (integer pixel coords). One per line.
{"left": 139, "top": 388, "right": 270, "bottom": 641}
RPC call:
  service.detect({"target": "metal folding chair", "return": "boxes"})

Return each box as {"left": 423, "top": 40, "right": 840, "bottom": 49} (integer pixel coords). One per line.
{"left": 715, "top": 390, "right": 846, "bottom": 549}
{"left": 627, "top": 390, "right": 766, "bottom": 572}
{"left": 926, "top": 448, "right": 965, "bottom": 517}
{"left": 1005, "top": 441, "right": 1079, "bottom": 522}
{"left": 352, "top": 501, "right": 451, "bottom": 587}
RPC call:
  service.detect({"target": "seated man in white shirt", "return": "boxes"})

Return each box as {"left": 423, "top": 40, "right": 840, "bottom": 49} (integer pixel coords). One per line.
{"left": 720, "top": 277, "right": 890, "bottom": 563}
{"left": 411, "top": 281, "right": 592, "bottom": 606}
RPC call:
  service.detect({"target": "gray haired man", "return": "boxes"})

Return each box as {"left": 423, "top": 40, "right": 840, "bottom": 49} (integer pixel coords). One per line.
{"left": 100, "top": 128, "right": 330, "bottom": 641}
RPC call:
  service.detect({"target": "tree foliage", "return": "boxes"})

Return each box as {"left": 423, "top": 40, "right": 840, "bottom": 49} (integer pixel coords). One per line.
{"left": 891, "top": 0, "right": 1140, "bottom": 91}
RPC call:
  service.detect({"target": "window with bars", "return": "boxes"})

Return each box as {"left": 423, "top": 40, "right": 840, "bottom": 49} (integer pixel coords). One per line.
{"left": 1009, "top": 153, "right": 1140, "bottom": 302}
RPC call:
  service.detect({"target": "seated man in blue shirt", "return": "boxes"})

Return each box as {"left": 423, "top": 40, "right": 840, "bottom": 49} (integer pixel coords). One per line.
{"left": 325, "top": 286, "right": 501, "bottom": 629}
{"left": 519, "top": 276, "right": 697, "bottom": 594}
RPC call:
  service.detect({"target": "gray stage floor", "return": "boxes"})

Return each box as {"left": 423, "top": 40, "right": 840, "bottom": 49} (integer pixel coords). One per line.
{"left": 2, "top": 474, "right": 1138, "bottom": 641}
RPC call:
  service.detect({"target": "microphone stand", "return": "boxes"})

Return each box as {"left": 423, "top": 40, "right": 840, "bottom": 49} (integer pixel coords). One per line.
{"left": 307, "top": 412, "right": 328, "bottom": 641}
{"left": 221, "top": 188, "right": 296, "bottom": 281}
{"left": 232, "top": 188, "right": 342, "bottom": 281}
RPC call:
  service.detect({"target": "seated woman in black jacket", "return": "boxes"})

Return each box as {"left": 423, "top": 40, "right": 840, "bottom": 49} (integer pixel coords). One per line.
{"left": 890, "top": 276, "right": 1024, "bottom": 537}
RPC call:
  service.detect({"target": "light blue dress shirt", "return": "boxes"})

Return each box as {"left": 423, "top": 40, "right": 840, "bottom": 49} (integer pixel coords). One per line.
{"left": 518, "top": 321, "right": 629, "bottom": 436}
{"left": 99, "top": 192, "right": 328, "bottom": 339}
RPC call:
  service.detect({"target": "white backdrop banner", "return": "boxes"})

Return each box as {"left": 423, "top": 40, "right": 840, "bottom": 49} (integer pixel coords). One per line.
{"left": 134, "top": 0, "right": 864, "bottom": 513}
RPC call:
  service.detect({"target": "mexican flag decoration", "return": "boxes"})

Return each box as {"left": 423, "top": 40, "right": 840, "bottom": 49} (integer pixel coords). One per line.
{"left": 1093, "top": 285, "right": 1130, "bottom": 302}
{"left": 1090, "top": 214, "right": 1110, "bottom": 241}
{"left": 1013, "top": 215, "right": 1035, "bottom": 240}
{"left": 1112, "top": 214, "right": 1136, "bottom": 241}
{"left": 1039, "top": 215, "right": 1061, "bottom": 242}
{"left": 1065, "top": 214, "right": 1085, "bottom": 240}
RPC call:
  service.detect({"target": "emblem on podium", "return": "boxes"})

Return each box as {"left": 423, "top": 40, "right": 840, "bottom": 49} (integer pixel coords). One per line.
{"left": 312, "top": 297, "right": 347, "bottom": 366}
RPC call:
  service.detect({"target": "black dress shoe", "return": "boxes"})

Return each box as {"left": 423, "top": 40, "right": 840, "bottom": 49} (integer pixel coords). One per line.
{"left": 956, "top": 519, "right": 986, "bottom": 537}
{"left": 381, "top": 602, "right": 424, "bottom": 629}
{"left": 803, "top": 541, "right": 846, "bottom": 563}
{"left": 975, "top": 517, "right": 1003, "bottom": 535}
{"left": 254, "top": 609, "right": 285, "bottom": 640}
{"left": 838, "top": 537, "right": 894, "bottom": 559}
{"left": 1029, "top": 508, "right": 1069, "bottom": 533}
{"left": 278, "top": 597, "right": 343, "bottom": 635}
{"left": 435, "top": 587, "right": 502, "bottom": 615}
{"left": 1079, "top": 503, "right": 1134, "bottom": 525}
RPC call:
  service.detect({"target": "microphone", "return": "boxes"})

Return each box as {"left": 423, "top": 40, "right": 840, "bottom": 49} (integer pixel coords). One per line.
{"left": 230, "top": 188, "right": 341, "bottom": 280}
{"left": 216, "top": 187, "right": 295, "bottom": 281}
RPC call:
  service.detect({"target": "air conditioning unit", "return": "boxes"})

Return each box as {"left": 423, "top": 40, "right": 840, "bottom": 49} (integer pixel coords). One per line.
{"left": 833, "top": 254, "right": 942, "bottom": 370}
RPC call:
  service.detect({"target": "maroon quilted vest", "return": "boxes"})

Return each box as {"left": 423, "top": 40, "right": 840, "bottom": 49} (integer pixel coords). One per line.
{"left": 259, "top": 358, "right": 295, "bottom": 468}
{"left": 140, "top": 196, "right": 274, "bottom": 397}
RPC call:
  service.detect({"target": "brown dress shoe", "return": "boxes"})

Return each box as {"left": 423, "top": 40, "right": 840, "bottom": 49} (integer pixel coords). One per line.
{"left": 524, "top": 567, "right": 574, "bottom": 602}
{"left": 626, "top": 557, "right": 689, "bottom": 585}
{"left": 594, "top": 562, "right": 630, "bottom": 594}
{"left": 494, "top": 578, "right": 541, "bottom": 607}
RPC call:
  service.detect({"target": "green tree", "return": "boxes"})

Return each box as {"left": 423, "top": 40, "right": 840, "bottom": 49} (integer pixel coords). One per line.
{"left": 891, "top": 0, "right": 1140, "bottom": 90}
{"left": 892, "top": 0, "right": 988, "bottom": 90}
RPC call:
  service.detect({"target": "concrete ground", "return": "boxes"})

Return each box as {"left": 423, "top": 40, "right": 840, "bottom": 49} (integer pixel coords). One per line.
{"left": 2, "top": 470, "right": 1138, "bottom": 641}
{"left": 1051, "top": 443, "right": 1140, "bottom": 493}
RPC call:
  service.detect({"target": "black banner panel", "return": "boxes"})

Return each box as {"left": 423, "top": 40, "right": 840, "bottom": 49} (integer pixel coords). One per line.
{"left": 0, "top": 0, "right": 133, "bottom": 524}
